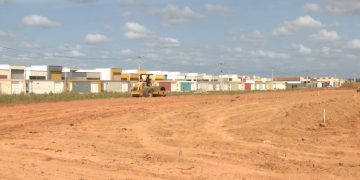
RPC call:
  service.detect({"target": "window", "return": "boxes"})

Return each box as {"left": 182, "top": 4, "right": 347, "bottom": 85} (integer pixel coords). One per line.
{"left": 29, "top": 76, "right": 46, "bottom": 80}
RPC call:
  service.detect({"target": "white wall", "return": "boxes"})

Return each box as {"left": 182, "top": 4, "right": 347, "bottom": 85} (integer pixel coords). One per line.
{"left": 96, "top": 68, "right": 111, "bottom": 80}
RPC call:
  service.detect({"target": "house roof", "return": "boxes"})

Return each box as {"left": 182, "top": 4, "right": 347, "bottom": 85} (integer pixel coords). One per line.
{"left": 273, "top": 77, "right": 301, "bottom": 81}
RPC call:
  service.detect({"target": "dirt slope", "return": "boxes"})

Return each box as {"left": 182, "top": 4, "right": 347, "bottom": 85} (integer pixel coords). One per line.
{"left": 0, "top": 89, "right": 359, "bottom": 180}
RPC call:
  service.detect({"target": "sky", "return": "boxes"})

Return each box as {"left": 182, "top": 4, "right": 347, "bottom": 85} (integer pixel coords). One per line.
{"left": 0, "top": 0, "right": 360, "bottom": 77}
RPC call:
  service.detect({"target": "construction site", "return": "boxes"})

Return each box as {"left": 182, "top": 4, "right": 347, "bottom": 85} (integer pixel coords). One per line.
{"left": 0, "top": 88, "right": 359, "bottom": 179}
{"left": 1, "top": 0, "right": 360, "bottom": 179}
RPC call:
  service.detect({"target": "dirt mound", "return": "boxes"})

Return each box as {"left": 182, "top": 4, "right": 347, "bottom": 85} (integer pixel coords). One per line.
{"left": 0, "top": 89, "right": 359, "bottom": 179}
{"left": 340, "top": 82, "right": 360, "bottom": 89}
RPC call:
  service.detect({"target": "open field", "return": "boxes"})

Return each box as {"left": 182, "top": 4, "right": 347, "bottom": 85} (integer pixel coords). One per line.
{"left": 0, "top": 89, "right": 359, "bottom": 179}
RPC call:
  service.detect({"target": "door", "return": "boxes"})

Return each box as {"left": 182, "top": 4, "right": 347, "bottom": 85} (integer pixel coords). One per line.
{"left": 54, "top": 82, "right": 64, "bottom": 93}
{"left": 191, "top": 83, "right": 197, "bottom": 91}
{"left": 106, "top": 82, "right": 122, "bottom": 92}
{"left": 90, "top": 82, "right": 99, "bottom": 93}
{"left": 11, "top": 81, "right": 22, "bottom": 94}
{"left": 31, "top": 81, "right": 54, "bottom": 94}
{"left": 207, "top": 84, "right": 214, "bottom": 91}
{"left": 159, "top": 82, "right": 171, "bottom": 91}
{"left": 231, "top": 83, "right": 239, "bottom": 91}
{"left": 215, "top": 84, "right": 220, "bottom": 91}
{"left": 171, "top": 83, "right": 178, "bottom": 92}
{"left": 245, "top": 83, "right": 252, "bottom": 91}
{"left": 180, "top": 82, "right": 191, "bottom": 92}
{"left": 121, "top": 82, "right": 129, "bottom": 92}
{"left": 73, "top": 82, "right": 91, "bottom": 93}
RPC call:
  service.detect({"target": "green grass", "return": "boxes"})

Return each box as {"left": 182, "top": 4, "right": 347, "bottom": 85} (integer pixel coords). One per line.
{"left": 0, "top": 92, "right": 130, "bottom": 105}
{"left": 0, "top": 88, "right": 318, "bottom": 105}
{"left": 167, "top": 90, "right": 280, "bottom": 96}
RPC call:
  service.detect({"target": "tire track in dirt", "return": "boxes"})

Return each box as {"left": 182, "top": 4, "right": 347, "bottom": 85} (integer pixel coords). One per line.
{"left": 0, "top": 90, "right": 359, "bottom": 179}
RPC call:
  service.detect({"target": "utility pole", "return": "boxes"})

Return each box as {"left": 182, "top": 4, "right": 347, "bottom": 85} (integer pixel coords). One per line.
{"left": 271, "top": 68, "right": 274, "bottom": 90}
{"left": 218, "top": 62, "right": 224, "bottom": 91}
{"left": 135, "top": 55, "right": 145, "bottom": 81}
{"left": 354, "top": 73, "right": 356, "bottom": 83}
{"left": 135, "top": 55, "right": 145, "bottom": 72}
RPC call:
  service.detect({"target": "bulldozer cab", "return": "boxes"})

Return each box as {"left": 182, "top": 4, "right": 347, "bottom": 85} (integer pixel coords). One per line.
{"left": 139, "top": 74, "right": 153, "bottom": 87}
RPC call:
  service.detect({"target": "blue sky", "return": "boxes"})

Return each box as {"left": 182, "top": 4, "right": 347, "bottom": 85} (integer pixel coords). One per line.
{"left": 0, "top": 0, "right": 360, "bottom": 77}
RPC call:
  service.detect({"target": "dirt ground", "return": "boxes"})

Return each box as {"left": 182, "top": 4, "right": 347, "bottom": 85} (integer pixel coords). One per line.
{"left": 0, "top": 89, "right": 359, "bottom": 180}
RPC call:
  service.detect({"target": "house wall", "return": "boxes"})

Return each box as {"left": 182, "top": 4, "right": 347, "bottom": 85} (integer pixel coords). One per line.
{"left": 230, "top": 82, "right": 240, "bottom": 91}
{"left": 0, "top": 70, "right": 9, "bottom": 80}
{"left": 28, "top": 81, "right": 64, "bottom": 94}
{"left": 26, "top": 70, "right": 47, "bottom": 80}
{"left": 63, "top": 72, "right": 87, "bottom": 80}
{"left": 96, "top": 69, "right": 111, "bottom": 80}
{"left": 50, "top": 71, "right": 62, "bottom": 80}
{"left": 11, "top": 81, "right": 25, "bottom": 94}
{"left": 102, "top": 81, "right": 129, "bottom": 93}
{"left": 197, "top": 82, "right": 209, "bottom": 91}
{"left": 0, "top": 80, "right": 11, "bottom": 94}
{"left": 70, "top": 81, "right": 101, "bottom": 93}
{"left": 111, "top": 68, "right": 122, "bottom": 81}
{"left": 86, "top": 72, "right": 101, "bottom": 80}
{"left": 170, "top": 83, "right": 179, "bottom": 92}
{"left": 48, "top": 66, "right": 63, "bottom": 80}
{"left": 273, "top": 82, "right": 286, "bottom": 90}
{"left": 11, "top": 69, "right": 25, "bottom": 79}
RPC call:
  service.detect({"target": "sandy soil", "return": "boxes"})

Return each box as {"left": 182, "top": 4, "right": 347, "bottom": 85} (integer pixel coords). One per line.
{"left": 0, "top": 89, "right": 359, "bottom": 180}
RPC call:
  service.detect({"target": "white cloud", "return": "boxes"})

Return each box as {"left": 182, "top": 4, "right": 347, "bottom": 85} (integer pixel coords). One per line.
{"left": 0, "top": 0, "right": 11, "bottom": 4}
{"left": 322, "top": 0, "right": 360, "bottom": 15}
{"left": 234, "top": 30, "right": 265, "bottom": 45}
{"left": 145, "top": 37, "right": 181, "bottom": 48}
{"left": 158, "top": 37, "right": 181, "bottom": 47}
{"left": 322, "top": 47, "right": 331, "bottom": 55}
{"left": 0, "top": 31, "right": 17, "bottom": 40}
{"left": 84, "top": 33, "right": 112, "bottom": 44}
{"left": 346, "top": 39, "right": 360, "bottom": 49}
{"left": 70, "top": 50, "right": 86, "bottom": 57}
{"left": 118, "top": 0, "right": 147, "bottom": 8}
{"left": 304, "top": 3, "right": 322, "bottom": 13}
{"left": 122, "top": 11, "right": 144, "bottom": 19}
{"left": 68, "top": 0, "right": 97, "bottom": 3}
{"left": 273, "top": 15, "right": 324, "bottom": 36}
{"left": 310, "top": 29, "right": 340, "bottom": 42}
{"left": 20, "top": 41, "right": 40, "bottom": 48}
{"left": 122, "top": 22, "right": 152, "bottom": 39}
{"left": 204, "top": 4, "right": 233, "bottom": 18}
{"left": 59, "top": 44, "right": 86, "bottom": 57}
{"left": 153, "top": 5, "right": 203, "bottom": 26}
{"left": 292, "top": 44, "right": 312, "bottom": 55}
{"left": 141, "top": 48, "right": 208, "bottom": 67}
{"left": 120, "top": 49, "right": 134, "bottom": 56}
{"left": 21, "top": 14, "right": 59, "bottom": 28}
{"left": 234, "top": 47, "right": 243, "bottom": 52}
{"left": 249, "top": 50, "right": 289, "bottom": 59}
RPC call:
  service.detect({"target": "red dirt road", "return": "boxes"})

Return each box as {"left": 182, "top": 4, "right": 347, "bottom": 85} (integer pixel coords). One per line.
{"left": 0, "top": 90, "right": 359, "bottom": 179}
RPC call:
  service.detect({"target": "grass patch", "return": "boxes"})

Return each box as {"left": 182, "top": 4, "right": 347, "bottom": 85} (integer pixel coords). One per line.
{"left": 0, "top": 92, "right": 130, "bottom": 105}
{"left": 0, "top": 88, "right": 328, "bottom": 105}
{"left": 167, "top": 90, "right": 281, "bottom": 96}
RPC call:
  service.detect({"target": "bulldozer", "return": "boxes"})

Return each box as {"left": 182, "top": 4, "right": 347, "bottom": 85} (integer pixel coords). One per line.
{"left": 130, "top": 74, "right": 166, "bottom": 97}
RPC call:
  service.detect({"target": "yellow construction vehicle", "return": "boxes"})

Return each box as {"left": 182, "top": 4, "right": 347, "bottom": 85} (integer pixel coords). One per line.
{"left": 130, "top": 74, "right": 166, "bottom": 97}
